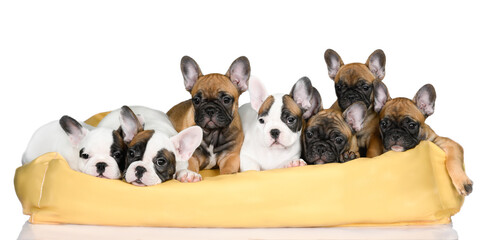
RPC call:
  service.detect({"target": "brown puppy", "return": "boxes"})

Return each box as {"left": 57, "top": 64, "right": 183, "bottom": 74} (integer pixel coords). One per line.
{"left": 167, "top": 56, "right": 250, "bottom": 181}
{"left": 302, "top": 102, "right": 367, "bottom": 164}
{"left": 374, "top": 82, "right": 473, "bottom": 196}
{"left": 324, "top": 49, "right": 386, "bottom": 157}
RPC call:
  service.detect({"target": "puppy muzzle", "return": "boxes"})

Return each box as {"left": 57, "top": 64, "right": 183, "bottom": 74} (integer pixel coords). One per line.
{"left": 305, "top": 142, "right": 339, "bottom": 164}
{"left": 195, "top": 103, "right": 233, "bottom": 129}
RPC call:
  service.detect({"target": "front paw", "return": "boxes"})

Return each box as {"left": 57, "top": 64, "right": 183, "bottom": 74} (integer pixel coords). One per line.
{"left": 452, "top": 176, "right": 473, "bottom": 196}
{"left": 284, "top": 159, "right": 307, "bottom": 168}
{"left": 341, "top": 151, "right": 358, "bottom": 162}
{"left": 175, "top": 169, "right": 202, "bottom": 183}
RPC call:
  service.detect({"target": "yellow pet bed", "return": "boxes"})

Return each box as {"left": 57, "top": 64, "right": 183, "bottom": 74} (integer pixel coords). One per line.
{"left": 14, "top": 112, "right": 464, "bottom": 227}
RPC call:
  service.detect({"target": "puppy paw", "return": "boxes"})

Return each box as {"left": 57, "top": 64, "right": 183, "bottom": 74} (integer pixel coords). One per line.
{"left": 452, "top": 176, "right": 473, "bottom": 196}
{"left": 342, "top": 151, "right": 358, "bottom": 162}
{"left": 284, "top": 159, "right": 307, "bottom": 168}
{"left": 175, "top": 169, "right": 202, "bottom": 183}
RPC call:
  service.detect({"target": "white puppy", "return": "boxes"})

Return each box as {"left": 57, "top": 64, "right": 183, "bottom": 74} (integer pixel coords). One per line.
{"left": 98, "top": 106, "right": 203, "bottom": 186}
{"left": 239, "top": 77, "right": 321, "bottom": 171}
{"left": 22, "top": 110, "right": 141, "bottom": 179}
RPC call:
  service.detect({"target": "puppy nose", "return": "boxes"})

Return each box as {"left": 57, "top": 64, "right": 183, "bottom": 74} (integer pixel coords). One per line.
{"left": 135, "top": 166, "right": 147, "bottom": 179}
{"left": 270, "top": 129, "right": 280, "bottom": 139}
{"left": 96, "top": 162, "right": 107, "bottom": 174}
{"left": 391, "top": 134, "right": 400, "bottom": 141}
{"left": 205, "top": 107, "right": 216, "bottom": 116}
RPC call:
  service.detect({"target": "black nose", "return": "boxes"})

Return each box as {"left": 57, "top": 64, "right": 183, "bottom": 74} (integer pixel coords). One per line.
{"left": 270, "top": 129, "right": 280, "bottom": 139}
{"left": 391, "top": 134, "right": 400, "bottom": 141}
{"left": 205, "top": 107, "right": 216, "bottom": 117}
{"left": 96, "top": 162, "right": 107, "bottom": 174}
{"left": 135, "top": 166, "right": 147, "bottom": 179}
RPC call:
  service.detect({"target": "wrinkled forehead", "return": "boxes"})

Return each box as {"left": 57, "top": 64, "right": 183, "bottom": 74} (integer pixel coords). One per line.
{"left": 307, "top": 110, "right": 352, "bottom": 137}
{"left": 336, "top": 63, "right": 375, "bottom": 84}
{"left": 81, "top": 128, "right": 117, "bottom": 153}
{"left": 191, "top": 73, "right": 239, "bottom": 99}
{"left": 380, "top": 98, "right": 425, "bottom": 123}
{"left": 143, "top": 132, "right": 175, "bottom": 161}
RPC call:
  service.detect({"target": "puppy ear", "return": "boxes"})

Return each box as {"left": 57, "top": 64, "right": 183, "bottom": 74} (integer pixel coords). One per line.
{"left": 324, "top": 49, "right": 344, "bottom": 80}
{"left": 373, "top": 81, "right": 391, "bottom": 113}
{"left": 181, "top": 56, "right": 202, "bottom": 92}
{"left": 171, "top": 126, "right": 203, "bottom": 162}
{"left": 119, "top": 106, "right": 144, "bottom": 143}
{"left": 305, "top": 87, "right": 323, "bottom": 120}
{"left": 366, "top": 49, "right": 386, "bottom": 80}
{"left": 248, "top": 76, "right": 269, "bottom": 111}
{"left": 413, "top": 84, "right": 436, "bottom": 118}
{"left": 59, "top": 115, "right": 89, "bottom": 146}
{"left": 226, "top": 56, "right": 251, "bottom": 93}
{"left": 343, "top": 102, "right": 367, "bottom": 132}
{"left": 290, "top": 77, "right": 322, "bottom": 119}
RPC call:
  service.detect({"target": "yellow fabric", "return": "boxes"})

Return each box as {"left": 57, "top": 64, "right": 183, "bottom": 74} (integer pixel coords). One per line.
{"left": 14, "top": 113, "right": 464, "bottom": 227}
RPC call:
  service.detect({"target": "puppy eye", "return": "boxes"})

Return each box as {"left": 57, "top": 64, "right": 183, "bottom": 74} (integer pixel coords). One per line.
{"left": 192, "top": 96, "right": 201, "bottom": 105}
{"left": 258, "top": 118, "right": 265, "bottom": 124}
{"left": 336, "top": 85, "right": 342, "bottom": 91}
{"left": 128, "top": 149, "right": 135, "bottom": 158}
{"left": 362, "top": 84, "right": 370, "bottom": 91}
{"left": 306, "top": 131, "right": 313, "bottom": 139}
{"left": 113, "top": 151, "right": 122, "bottom": 160}
{"left": 156, "top": 158, "right": 167, "bottom": 166}
{"left": 222, "top": 96, "right": 232, "bottom": 104}
{"left": 380, "top": 120, "right": 388, "bottom": 129}
{"left": 80, "top": 153, "right": 89, "bottom": 159}
{"left": 287, "top": 116, "right": 296, "bottom": 124}
{"left": 408, "top": 122, "right": 417, "bottom": 129}
{"left": 335, "top": 136, "right": 344, "bottom": 145}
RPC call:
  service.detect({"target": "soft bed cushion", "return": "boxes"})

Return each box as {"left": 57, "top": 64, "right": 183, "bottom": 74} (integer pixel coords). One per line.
{"left": 14, "top": 112, "right": 464, "bottom": 227}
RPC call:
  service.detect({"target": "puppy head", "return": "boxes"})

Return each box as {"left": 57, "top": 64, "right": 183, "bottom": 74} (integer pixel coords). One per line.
{"left": 124, "top": 126, "right": 202, "bottom": 186}
{"left": 324, "top": 49, "right": 386, "bottom": 110}
{"left": 181, "top": 56, "right": 250, "bottom": 130}
{"left": 303, "top": 102, "right": 365, "bottom": 164}
{"left": 375, "top": 83, "right": 436, "bottom": 152}
{"left": 59, "top": 108, "right": 141, "bottom": 179}
{"left": 250, "top": 77, "right": 322, "bottom": 148}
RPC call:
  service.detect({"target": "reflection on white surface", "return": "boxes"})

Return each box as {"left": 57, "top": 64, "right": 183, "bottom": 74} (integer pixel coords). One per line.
{"left": 18, "top": 222, "right": 458, "bottom": 240}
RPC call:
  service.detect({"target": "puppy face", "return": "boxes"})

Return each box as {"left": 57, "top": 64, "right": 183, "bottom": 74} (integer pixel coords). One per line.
{"left": 60, "top": 116, "right": 127, "bottom": 179}
{"left": 123, "top": 126, "right": 203, "bottom": 186}
{"left": 181, "top": 56, "right": 250, "bottom": 130}
{"left": 324, "top": 49, "right": 386, "bottom": 110}
{"left": 250, "top": 77, "right": 321, "bottom": 149}
{"left": 303, "top": 103, "right": 366, "bottom": 164}
{"left": 375, "top": 83, "right": 435, "bottom": 152}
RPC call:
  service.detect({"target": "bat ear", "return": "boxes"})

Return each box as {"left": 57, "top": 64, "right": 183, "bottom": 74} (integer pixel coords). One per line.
{"left": 413, "top": 84, "right": 436, "bottom": 118}
{"left": 119, "top": 106, "right": 144, "bottom": 143}
{"left": 366, "top": 49, "right": 386, "bottom": 80}
{"left": 171, "top": 126, "right": 203, "bottom": 162}
{"left": 226, "top": 56, "right": 251, "bottom": 93}
{"left": 248, "top": 76, "right": 269, "bottom": 111}
{"left": 373, "top": 81, "right": 391, "bottom": 113}
{"left": 343, "top": 102, "right": 367, "bottom": 132}
{"left": 324, "top": 49, "right": 344, "bottom": 80}
{"left": 181, "top": 56, "right": 202, "bottom": 92}
{"left": 290, "top": 77, "right": 321, "bottom": 119}
{"left": 59, "top": 115, "right": 89, "bottom": 146}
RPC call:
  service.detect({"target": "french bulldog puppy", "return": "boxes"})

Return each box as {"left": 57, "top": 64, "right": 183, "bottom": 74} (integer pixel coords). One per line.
{"left": 374, "top": 82, "right": 473, "bottom": 196}
{"left": 324, "top": 49, "right": 386, "bottom": 157}
{"left": 167, "top": 56, "right": 250, "bottom": 182}
{"left": 21, "top": 111, "right": 140, "bottom": 179}
{"left": 239, "top": 77, "right": 322, "bottom": 171}
{"left": 302, "top": 102, "right": 366, "bottom": 164}
{"left": 98, "top": 106, "right": 203, "bottom": 186}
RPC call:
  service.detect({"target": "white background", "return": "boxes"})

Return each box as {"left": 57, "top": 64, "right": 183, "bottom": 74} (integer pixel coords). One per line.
{"left": 1, "top": 0, "right": 484, "bottom": 239}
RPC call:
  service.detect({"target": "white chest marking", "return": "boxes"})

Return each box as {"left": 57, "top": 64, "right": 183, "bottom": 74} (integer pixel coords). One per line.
{"left": 204, "top": 144, "right": 217, "bottom": 169}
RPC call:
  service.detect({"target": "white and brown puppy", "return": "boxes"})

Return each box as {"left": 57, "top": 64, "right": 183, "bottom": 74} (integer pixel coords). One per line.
{"left": 239, "top": 77, "right": 322, "bottom": 171}
{"left": 21, "top": 111, "right": 141, "bottom": 179}
{"left": 98, "top": 106, "right": 203, "bottom": 186}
